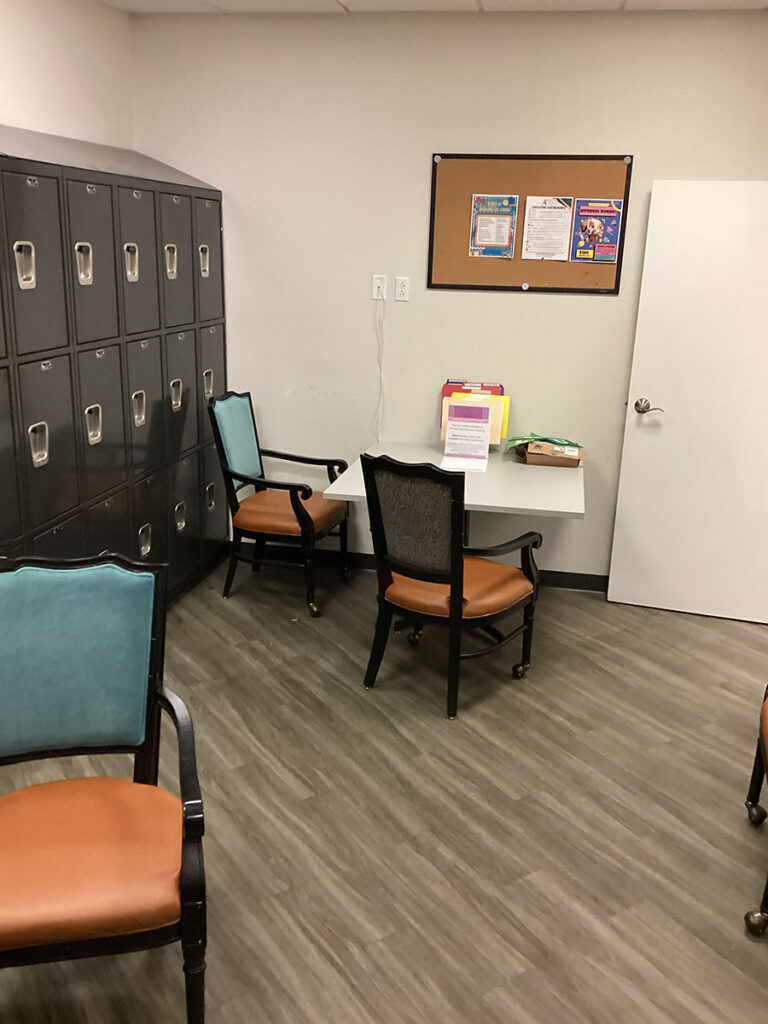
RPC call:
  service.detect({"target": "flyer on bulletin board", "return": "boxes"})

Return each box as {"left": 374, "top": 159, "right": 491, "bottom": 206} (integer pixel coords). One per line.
{"left": 521, "top": 196, "right": 574, "bottom": 261}
{"left": 469, "top": 194, "right": 518, "bottom": 259}
{"left": 570, "top": 199, "right": 623, "bottom": 263}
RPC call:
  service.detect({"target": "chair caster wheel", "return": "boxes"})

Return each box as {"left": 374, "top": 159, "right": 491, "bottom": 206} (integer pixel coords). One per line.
{"left": 746, "top": 802, "right": 767, "bottom": 827}
{"left": 364, "top": 684, "right": 374, "bottom": 690}
{"left": 745, "top": 909, "right": 768, "bottom": 936}
{"left": 407, "top": 629, "right": 422, "bottom": 647}
{"left": 308, "top": 603, "right": 321, "bottom": 618}
{"left": 512, "top": 664, "right": 527, "bottom": 680}
{"left": 342, "top": 567, "right": 353, "bottom": 582}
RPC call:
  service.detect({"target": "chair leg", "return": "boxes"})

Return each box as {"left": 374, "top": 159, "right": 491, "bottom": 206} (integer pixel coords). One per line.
{"left": 364, "top": 604, "right": 393, "bottom": 689}
{"left": 222, "top": 533, "right": 241, "bottom": 598}
{"left": 251, "top": 537, "right": 266, "bottom": 573}
{"left": 745, "top": 870, "right": 768, "bottom": 936}
{"left": 746, "top": 741, "right": 768, "bottom": 826}
{"left": 183, "top": 944, "right": 206, "bottom": 1024}
{"left": 513, "top": 603, "right": 535, "bottom": 680}
{"left": 446, "top": 622, "right": 461, "bottom": 719}
{"left": 339, "top": 516, "right": 352, "bottom": 581}
{"left": 303, "top": 536, "right": 319, "bottom": 617}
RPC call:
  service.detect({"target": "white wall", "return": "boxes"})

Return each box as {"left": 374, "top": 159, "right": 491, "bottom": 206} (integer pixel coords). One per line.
{"left": 126, "top": 12, "right": 765, "bottom": 571}
{"left": 0, "top": 0, "right": 133, "bottom": 147}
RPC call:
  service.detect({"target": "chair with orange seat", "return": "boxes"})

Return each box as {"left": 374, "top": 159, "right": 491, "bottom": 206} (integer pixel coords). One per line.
{"left": 208, "top": 390, "right": 349, "bottom": 616}
{"left": 360, "top": 453, "right": 542, "bottom": 719}
{"left": 0, "top": 555, "right": 205, "bottom": 1023}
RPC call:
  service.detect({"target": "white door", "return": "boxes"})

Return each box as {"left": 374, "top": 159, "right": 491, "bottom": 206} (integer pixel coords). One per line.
{"left": 608, "top": 180, "right": 768, "bottom": 623}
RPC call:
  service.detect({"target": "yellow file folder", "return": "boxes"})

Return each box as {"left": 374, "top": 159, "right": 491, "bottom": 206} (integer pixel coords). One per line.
{"left": 441, "top": 392, "right": 510, "bottom": 445}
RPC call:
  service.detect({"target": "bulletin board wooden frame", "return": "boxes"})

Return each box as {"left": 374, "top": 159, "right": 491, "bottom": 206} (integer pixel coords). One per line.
{"left": 428, "top": 153, "right": 632, "bottom": 295}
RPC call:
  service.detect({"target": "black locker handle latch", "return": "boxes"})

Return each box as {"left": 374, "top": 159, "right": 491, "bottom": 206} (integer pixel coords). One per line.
{"left": 138, "top": 523, "right": 152, "bottom": 558}
{"left": 174, "top": 501, "right": 187, "bottom": 534}
{"left": 203, "top": 368, "right": 214, "bottom": 400}
{"left": 206, "top": 483, "right": 216, "bottom": 512}
{"left": 123, "top": 242, "right": 139, "bottom": 283}
{"left": 74, "top": 242, "right": 93, "bottom": 286}
{"left": 164, "top": 243, "right": 178, "bottom": 280}
{"left": 27, "top": 422, "right": 49, "bottom": 468}
{"left": 170, "top": 379, "right": 183, "bottom": 412}
{"left": 13, "top": 241, "right": 36, "bottom": 290}
{"left": 84, "top": 404, "right": 103, "bottom": 446}
{"left": 199, "top": 244, "right": 210, "bottom": 279}
{"left": 131, "top": 390, "right": 147, "bottom": 428}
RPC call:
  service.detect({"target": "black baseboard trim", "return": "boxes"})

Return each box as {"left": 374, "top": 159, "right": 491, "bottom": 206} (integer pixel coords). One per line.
{"left": 262, "top": 545, "right": 608, "bottom": 593}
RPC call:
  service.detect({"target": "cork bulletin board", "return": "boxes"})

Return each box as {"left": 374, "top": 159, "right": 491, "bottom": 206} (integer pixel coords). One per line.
{"left": 428, "top": 153, "right": 633, "bottom": 295}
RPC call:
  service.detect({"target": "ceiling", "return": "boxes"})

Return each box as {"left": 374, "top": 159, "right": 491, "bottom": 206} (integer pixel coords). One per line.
{"left": 96, "top": 0, "right": 768, "bottom": 14}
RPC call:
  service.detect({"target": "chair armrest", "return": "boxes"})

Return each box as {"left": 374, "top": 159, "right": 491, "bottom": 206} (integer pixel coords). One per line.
{"left": 464, "top": 531, "right": 543, "bottom": 558}
{"left": 221, "top": 465, "right": 312, "bottom": 500}
{"left": 158, "top": 686, "right": 204, "bottom": 841}
{"left": 260, "top": 448, "right": 349, "bottom": 483}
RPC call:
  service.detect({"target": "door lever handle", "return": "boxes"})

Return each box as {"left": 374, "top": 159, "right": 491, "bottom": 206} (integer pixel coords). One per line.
{"left": 634, "top": 398, "right": 665, "bottom": 414}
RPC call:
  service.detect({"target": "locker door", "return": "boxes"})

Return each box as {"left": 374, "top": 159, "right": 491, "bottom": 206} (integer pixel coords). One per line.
{"left": 165, "top": 330, "right": 198, "bottom": 458}
{"left": 133, "top": 470, "right": 168, "bottom": 565}
{"left": 160, "top": 193, "right": 194, "bottom": 328}
{"left": 168, "top": 453, "right": 201, "bottom": 588}
{"left": 126, "top": 337, "right": 165, "bottom": 476}
{"left": 77, "top": 344, "right": 127, "bottom": 499}
{"left": 32, "top": 513, "right": 83, "bottom": 559}
{"left": 199, "top": 323, "right": 226, "bottom": 445}
{"left": 3, "top": 171, "right": 68, "bottom": 355}
{"left": 19, "top": 356, "right": 78, "bottom": 527}
{"left": 67, "top": 180, "right": 118, "bottom": 343}
{"left": 0, "top": 283, "right": 6, "bottom": 358}
{"left": 85, "top": 489, "right": 129, "bottom": 556}
{"left": 195, "top": 198, "right": 223, "bottom": 322}
{"left": 201, "top": 443, "right": 228, "bottom": 556}
{"left": 118, "top": 187, "right": 160, "bottom": 335}
{"left": 0, "top": 368, "right": 21, "bottom": 542}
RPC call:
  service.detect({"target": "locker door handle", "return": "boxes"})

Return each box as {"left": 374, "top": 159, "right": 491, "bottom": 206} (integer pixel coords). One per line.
{"left": 199, "top": 244, "right": 210, "bottom": 279}
{"left": 206, "top": 482, "right": 216, "bottom": 511}
{"left": 174, "top": 501, "right": 187, "bottom": 534}
{"left": 131, "top": 389, "right": 147, "bottom": 428}
{"left": 74, "top": 241, "right": 94, "bottom": 286}
{"left": 13, "top": 241, "right": 36, "bottom": 290}
{"left": 203, "top": 368, "right": 214, "bottom": 400}
{"left": 138, "top": 523, "right": 152, "bottom": 558}
{"left": 84, "top": 403, "right": 103, "bottom": 446}
{"left": 170, "top": 378, "right": 183, "bottom": 412}
{"left": 123, "top": 242, "right": 139, "bottom": 283}
{"left": 164, "top": 243, "right": 178, "bottom": 280}
{"left": 27, "top": 421, "right": 49, "bottom": 468}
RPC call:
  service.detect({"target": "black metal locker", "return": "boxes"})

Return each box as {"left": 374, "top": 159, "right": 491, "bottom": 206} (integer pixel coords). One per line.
{"left": 168, "top": 454, "right": 200, "bottom": 588}
{"left": 66, "top": 180, "right": 118, "bottom": 344}
{"left": 85, "top": 489, "right": 129, "bottom": 556}
{"left": 126, "top": 336, "right": 165, "bottom": 476}
{"left": 160, "top": 193, "right": 194, "bottom": 328}
{"left": 0, "top": 288, "right": 6, "bottom": 359}
{"left": 77, "top": 344, "right": 127, "bottom": 499}
{"left": 132, "top": 471, "right": 168, "bottom": 565}
{"left": 3, "top": 171, "right": 68, "bottom": 355}
{"left": 118, "top": 187, "right": 160, "bottom": 336}
{"left": 0, "top": 368, "right": 20, "bottom": 542}
{"left": 201, "top": 443, "right": 228, "bottom": 555}
{"left": 18, "top": 355, "right": 78, "bottom": 528}
{"left": 199, "top": 323, "right": 226, "bottom": 444}
{"left": 165, "top": 330, "right": 198, "bottom": 458}
{"left": 194, "top": 198, "right": 223, "bottom": 323}
{"left": 32, "top": 513, "right": 83, "bottom": 559}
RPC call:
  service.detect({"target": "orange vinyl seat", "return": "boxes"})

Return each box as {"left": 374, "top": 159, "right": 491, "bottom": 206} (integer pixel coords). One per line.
{"left": 233, "top": 489, "right": 346, "bottom": 536}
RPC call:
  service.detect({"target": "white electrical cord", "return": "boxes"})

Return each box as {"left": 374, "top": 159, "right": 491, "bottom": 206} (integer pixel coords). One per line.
{"left": 373, "top": 293, "right": 385, "bottom": 442}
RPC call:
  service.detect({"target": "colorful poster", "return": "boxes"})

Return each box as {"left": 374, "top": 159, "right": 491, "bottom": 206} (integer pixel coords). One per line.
{"left": 469, "top": 194, "right": 518, "bottom": 259}
{"left": 521, "top": 196, "right": 573, "bottom": 261}
{"left": 570, "top": 199, "right": 623, "bottom": 263}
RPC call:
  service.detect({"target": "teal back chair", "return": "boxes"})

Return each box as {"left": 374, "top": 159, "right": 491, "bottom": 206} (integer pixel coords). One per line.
{"left": 0, "top": 555, "right": 206, "bottom": 1024}
{"left": 208, "top": 390, "right": 350, "bottom": 616}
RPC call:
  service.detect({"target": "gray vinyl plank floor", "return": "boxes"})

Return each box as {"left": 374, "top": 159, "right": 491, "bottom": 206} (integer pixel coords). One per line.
{"left": 3, "top": 563, "right": 768, "bottom": 1022}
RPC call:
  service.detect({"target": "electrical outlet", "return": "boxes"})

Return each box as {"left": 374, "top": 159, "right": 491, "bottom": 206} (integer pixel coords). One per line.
{"left": 371, "top": 275, "right": 386, "bottom": 300}
{"left": 395, "top": 276, "right": 410, "bottom": 302}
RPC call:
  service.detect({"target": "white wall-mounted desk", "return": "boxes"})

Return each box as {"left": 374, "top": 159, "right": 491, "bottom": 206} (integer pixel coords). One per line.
{"left": 324, "top": 442, "right": 585, "bottom": 518}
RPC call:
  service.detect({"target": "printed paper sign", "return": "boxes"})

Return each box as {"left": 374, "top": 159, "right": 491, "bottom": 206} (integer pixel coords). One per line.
{"left": 469, "top": 194, "right": 518, "bottom": 259}
{"left": 441, "top": 402, "right": 490, "bottom": 473}
{"left": 570, "top": 199, "right": 623, "bottom": 263}
{"left": 521, "top": 196, "right": 573, "bottom": 261}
